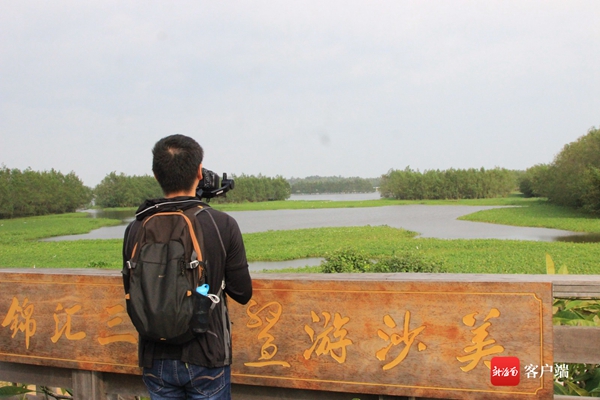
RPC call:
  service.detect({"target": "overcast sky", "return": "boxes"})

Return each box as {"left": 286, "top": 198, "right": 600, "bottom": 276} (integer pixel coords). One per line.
{"left": 1, "top": 1, "right": 599, "bottom": 187}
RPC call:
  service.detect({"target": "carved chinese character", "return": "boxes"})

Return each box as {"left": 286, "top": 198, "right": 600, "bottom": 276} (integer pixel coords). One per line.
{"left": 456, "top": 308, "right": 505, "bottom": 372}
{"left": 97, "top": 304, "right": 137, "bottom": 345}
{"left": 304, "top": 311, "right": 353, "bottom": 364}
{"left": 376, "top": 311, "right": 427, "bottom": 371}
{"left": 1, "top": 297, "right": 36, "bottom": 349}
{"left": 244, "top": 300, "right": 290, "bottom": 368}
{"left": 51, "top": 303, "right": 86, "bottom": 343}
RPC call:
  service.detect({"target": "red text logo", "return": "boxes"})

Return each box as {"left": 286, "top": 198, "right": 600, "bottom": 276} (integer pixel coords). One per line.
{"left": 491, "top": 356, "right": 520, "bottom": 386}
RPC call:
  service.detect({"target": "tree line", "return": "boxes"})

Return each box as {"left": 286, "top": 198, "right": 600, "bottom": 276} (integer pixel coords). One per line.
{"left": 519, "top": 127, "right": 600, "bottom": 213}
{"left": 0, "top": 167, "right": 92, "bottom": 219}
{"left": 214, "top": 174, "right": 290, "bottom": 203}
{"left": 0, "top": 169, "right": 292, "bottom": 218}
{"left": 92, "top": 173, "right": 291, "bottom": 207}
{"left": 7, "top": 125, "right": 600, "bottom": 218}
{"left": 288, "top": 176, "right": 377, "bottom": 194}
{"left": 93, "top": 172, "right": 163, "bottom": 208}
{"left": 379, "top": 167, "right": 517, "bottom": 200}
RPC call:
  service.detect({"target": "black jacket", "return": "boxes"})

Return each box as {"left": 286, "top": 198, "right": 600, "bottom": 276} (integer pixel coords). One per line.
{"left": 122, "top": 197, "right": 252, "bottom": 368}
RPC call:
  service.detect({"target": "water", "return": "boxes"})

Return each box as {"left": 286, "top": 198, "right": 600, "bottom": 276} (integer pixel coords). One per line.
{"left": 226, "top": 205, "right": 578, "bottom": 241}
{"left": 554, "top": 233, "right": 600, "bottom": 243}
{"left": 43, "top": 196, "right": 594, "bottom": 271}
{"left": 46, "top": 195, "right": 582, "bottom": 243}
{"left": 81, "top": 209, "right": 134, "bottom": 223}
{"left": 289, "top": 192, "right": 381, "bottom": 201}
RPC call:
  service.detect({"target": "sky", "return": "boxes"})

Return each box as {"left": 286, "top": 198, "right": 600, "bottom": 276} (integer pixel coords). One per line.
{"left": 1, "top": 1, "right": 599, "bottom": 188}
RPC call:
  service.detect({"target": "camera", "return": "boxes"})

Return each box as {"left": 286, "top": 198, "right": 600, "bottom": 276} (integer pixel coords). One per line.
{"left": 196, "top": 168, "right": 235, "bottom": 200}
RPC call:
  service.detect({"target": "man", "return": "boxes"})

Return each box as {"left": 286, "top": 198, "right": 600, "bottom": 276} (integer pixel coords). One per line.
{"left": 122, "top": 134, "right": 252, "bottom": 399}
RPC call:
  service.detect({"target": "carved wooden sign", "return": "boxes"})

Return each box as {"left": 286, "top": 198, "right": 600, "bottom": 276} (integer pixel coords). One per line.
{"left": 0, "top": 270, "right": 553, "bottom": 400}
{"left": 230, "top": 275, "right": 553, "bottom": 400}
{"left": 0, "top": 269, "right": 138, "bottom": 374}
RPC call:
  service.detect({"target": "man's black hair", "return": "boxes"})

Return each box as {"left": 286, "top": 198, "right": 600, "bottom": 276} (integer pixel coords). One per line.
{"left": 152, "top": 134, "right": 204, "bottom": 195}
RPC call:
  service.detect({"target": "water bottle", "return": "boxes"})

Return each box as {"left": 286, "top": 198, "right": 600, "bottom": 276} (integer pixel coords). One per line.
{"left": 191, "top": 284, "right": 212, "bottom": 335}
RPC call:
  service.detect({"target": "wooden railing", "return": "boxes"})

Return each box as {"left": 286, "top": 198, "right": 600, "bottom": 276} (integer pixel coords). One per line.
{"left": 0, "top": 270, "right": 598, "bottom": 400}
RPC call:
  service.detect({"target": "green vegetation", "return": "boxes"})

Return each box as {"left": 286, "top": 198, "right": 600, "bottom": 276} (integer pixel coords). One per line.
{"left": 379, "top": 166, "right": 516, "bottom": 200}
{"left": 553, "top": 297, "right": 600, "bottom": 396}
{"left": 518, "top": 163, "right": 548, "bottom": 198}
{"left": 320, "top": 249, "right": 444, "bottom": 273}
{"left": 459, "top": 200, "right": 600, "bottom": 233}
{"left": 93, "top": 172, "right": 291, "bottom": 207}
{"left": 214, "top": 174, "right": 290, "bottom": 203}
{"left": 521, "top": 127, "right": 600, "bottom": 214}
{"left": 0, "top": 226, "right": 600, "bottom": 274}
{"left": 244, "top": 226, "right": 600, "bottom": 274}
{"left": 0, "top": 167, "right": 293, "bottom": 219}
{"left": 1, "top": 213, "right": 600, "bottom": 274}
{"left": 0, "top": 167, "right": 91, "bottom": 219}
{"left": 94, "top": 172, "right": 162, "bottom": 208}
{"left": 0, "top": 213, "right": 122, "bottom": 268}
{"left": 288, "top": 175, "right": 377, "bottom": 194}
{"left": 0, "top": 212, "right": 121, "bottom": 243}
{"left": 0, "top": 384, "right": 72, "bottom": 399}
{"left": 2, "top": 196, "right": 600, "bottom": 274}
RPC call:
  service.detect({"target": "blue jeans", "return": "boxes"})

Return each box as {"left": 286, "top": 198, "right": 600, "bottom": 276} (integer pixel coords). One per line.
{"left": 143, "top": 359, "right": 231, "bottom": 400}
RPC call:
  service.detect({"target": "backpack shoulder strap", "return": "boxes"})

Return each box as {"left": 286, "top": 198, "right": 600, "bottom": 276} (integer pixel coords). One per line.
{"left": 194, "top": 207, "right": 227, "bottom": 259}
{"left": 192, "top": 206, "right": 228, "bottom": 305}
{"left": 182, "top": 206, "right": 208, "bottom": 286}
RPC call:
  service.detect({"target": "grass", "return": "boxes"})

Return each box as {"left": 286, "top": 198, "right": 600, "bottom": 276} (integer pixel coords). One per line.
{"left": 243, "top": 225, "right": 600, "bottom": 274}
{"left": 0, "top": 213, "right": 122, "bottom": 244}
{"left": 1, "top": 196, "right": 599, "bottom": 273}
{"left": 1, "top": 214, "right": 600, "bottom": 274}
{"left": 0, "top": 213, "right": 123, "bottom": 268}
{"left": 459, "top": 200, "right": 600, "bottom": 233}
{"left": 99, "top": 193, "right": 537, "bottom": 214}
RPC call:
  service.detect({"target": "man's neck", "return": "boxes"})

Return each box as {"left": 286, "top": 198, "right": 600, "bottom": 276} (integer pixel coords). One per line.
{"left": 164, "top": 190, "right": 195, "bottom": 198}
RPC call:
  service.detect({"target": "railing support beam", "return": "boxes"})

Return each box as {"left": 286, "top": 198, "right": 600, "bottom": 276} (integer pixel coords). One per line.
{"left": 71, "top": 370, "right": 104, "bottom": 400}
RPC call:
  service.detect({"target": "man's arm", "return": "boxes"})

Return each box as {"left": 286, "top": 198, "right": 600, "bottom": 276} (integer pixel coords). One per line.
{"left": 223, "top": 217, "right": 252, "bottom": 305}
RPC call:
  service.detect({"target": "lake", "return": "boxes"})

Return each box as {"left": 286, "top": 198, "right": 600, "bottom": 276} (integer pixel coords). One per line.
{"left": 43, "top": 194, "right": 590, "bottom": 271}
{"left": 47, "top": 194, "right": 577, "bottom": 242}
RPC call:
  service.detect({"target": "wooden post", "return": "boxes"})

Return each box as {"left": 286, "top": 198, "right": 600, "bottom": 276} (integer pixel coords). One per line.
{"left": 71, "top": 370, "right": 104, "bottom": 400}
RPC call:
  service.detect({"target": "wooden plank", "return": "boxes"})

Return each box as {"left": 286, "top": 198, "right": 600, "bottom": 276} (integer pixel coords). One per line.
{"left": 552, "top": 285, "right": 600, "bottom": 298}
{"left": 0, "top": 361, "right": 72, "bottom": 389}
{"left": 231, "top": 384, "right": 382, "bottom": 400}
{"left": 103, "top": 372, "right": 149, "bottom": 396}
{"left": 230, "top": 277, "right": 553, "bottom": 400}
{"left": 553, "top": 326, "right": 600, "bottom": 364}
{"left": 0, "top": 269, "right": 560, "bottom": 400}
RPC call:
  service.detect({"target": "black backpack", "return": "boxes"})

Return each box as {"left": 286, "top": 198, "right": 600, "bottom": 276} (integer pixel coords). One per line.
{"left": 125, "top": 205, "right": 207, "bottom": 344}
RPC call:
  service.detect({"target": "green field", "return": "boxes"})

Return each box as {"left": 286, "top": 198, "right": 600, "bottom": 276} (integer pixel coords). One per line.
{"left": 1, "top": 198, "right": 599, "bottom": 274}
{"left": 108, "top": 194, "right": 538, "bottom": 213}
{"left": 459, "top": 200, "right": 600, "bottom": 233}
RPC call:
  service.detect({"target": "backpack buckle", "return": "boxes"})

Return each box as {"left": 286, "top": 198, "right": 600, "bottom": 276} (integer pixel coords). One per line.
{"left": 188, "top": 260, "right": 200, "bottom": 269}
{"left": 127, "top": 261, "right": 136, "bottom": 270}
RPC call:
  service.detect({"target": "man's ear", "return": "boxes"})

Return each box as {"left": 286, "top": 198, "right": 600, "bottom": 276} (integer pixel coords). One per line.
{"left": 197, "top": 164, "right": 203, "bottom": 181}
